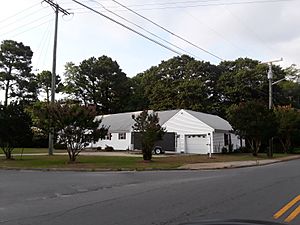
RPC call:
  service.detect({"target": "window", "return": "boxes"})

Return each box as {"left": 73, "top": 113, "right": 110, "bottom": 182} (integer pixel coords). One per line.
{"left": 104, "top": 133, "right": 112, "bottom": 140}
{"left": 118, "top": 133, "right": 126, "bottom": 140}
{"left": 224, "top": 134, "right": 229, "bottom": 146}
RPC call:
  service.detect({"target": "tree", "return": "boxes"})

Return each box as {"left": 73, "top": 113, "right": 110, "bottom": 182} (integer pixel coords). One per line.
{"left": 0, "top": 40, "right": 37, "bottom": 106}
{"left": 36, "top": 70, "right": 63, "bottom": 103}
{"left": 64, "top": 56, "right": 130, "bottom": 114}
{"left": 31, "top": 102, "right": 108, "bottom": 162}
{"left": 123, "top": 76, "right": 149, "bottom": 112}
{"left": 136, "top": 55, "right": 221, "bottom": 113}
{"left": 0, "top": 103, "right": 33, "bottom": 159}
{"left": 217, "top": 58, "right": 286, "bottom": 115}
{"left": 274, "top": 105, "right": 300, "bottom": 153}
{"left": 285, "top": 64, "right": 300, "bottom": 83}
{"left": 227, "top": 101, "right": 277, "bottom": 156}
{"left": 132, "top": 110, "right": 166, "bottom": 161}
{"left": 279, "top": 80, "right": 300, "bottom": 109}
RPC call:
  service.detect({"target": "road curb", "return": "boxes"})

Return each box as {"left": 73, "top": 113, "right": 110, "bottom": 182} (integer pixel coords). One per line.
{"left": 179, "top": 155, "right": 300, "bottom": 170}
{"left": 0, "top": 155, "right": 299, "bottom": 172}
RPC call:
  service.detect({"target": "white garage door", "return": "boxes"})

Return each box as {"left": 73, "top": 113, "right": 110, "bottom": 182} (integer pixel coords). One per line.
{"left": 185, "top": 134, "right": 209, "bottom": 154}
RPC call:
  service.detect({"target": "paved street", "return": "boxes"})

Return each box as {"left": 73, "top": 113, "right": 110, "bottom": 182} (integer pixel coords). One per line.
{"left": 0, "top": 159, "right": 299, "bottom": 225}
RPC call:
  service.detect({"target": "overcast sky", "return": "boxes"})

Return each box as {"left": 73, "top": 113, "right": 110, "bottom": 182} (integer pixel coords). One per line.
{"left": 0, "top": 0, "right": 299, "bottom": 78}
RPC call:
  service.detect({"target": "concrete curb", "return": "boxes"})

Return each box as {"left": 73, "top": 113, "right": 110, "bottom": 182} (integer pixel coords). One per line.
{"left": 0, "top": 155, "right": 299, "bottom": 172}
{"left": 178, "top": 155, "right": 300, "bottom": 170}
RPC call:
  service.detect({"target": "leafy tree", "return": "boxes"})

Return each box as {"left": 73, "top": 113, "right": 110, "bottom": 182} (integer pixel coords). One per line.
{"left": 132, "top": 110, "right": 165, "bottom": 161}
{"left": 285, "top": 64, "right": 300, "bottom": 83}
{"left": 279, "top": 80, "right": 300, "bottom": 109}
{"left": 64, "top": 56, "right": 130, "bottom": 114}
{"left": 136, "top": 55, "right": 221, "bottom": 113}
{"left": 0, "top": 40, "right": 37, "bottom": 106}
{"left": 274, "top": 105, "right": 300, "bottom": 153}
{"left": 123, "top": 76, "right": 149, "bottom": 112}
{"left": 218, "top": 58, "right": 286, "bottom": 115}
{"left": 227, "top": 101, "right": 277, "bottom": 156}
{"left": 31, "top": 102, "right": 107, "bottom": 162}
{"left": 0, "top": 103, "right": 33, "bottom": 159}
{"left": 36, "top": 70, "right": 63, "bottom": 103}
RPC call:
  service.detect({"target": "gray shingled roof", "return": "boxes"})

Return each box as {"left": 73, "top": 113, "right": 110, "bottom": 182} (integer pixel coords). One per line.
{"left": 96, "top": 110, "right": 180, "bottom": 132}
{"left": 96, "top": 109, "right": 232, "bottom": 132}
{"left": 185, "top": 109, "right": 232, "bottom": 131}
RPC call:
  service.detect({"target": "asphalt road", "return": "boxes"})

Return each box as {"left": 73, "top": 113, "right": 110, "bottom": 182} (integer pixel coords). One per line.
{"left": 0, "top": 159, "right": 299, "bottom": 225}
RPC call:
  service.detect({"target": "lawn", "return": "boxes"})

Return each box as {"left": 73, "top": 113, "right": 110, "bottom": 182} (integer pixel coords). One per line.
{"left": 0, "top": 152, "right": 294, "bottom": 171}
{"left": 11, "top": 148, "right": 65, "bottom": 154}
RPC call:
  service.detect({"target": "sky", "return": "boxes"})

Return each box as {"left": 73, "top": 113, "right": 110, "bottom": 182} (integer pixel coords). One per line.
{"left": 0, "top": 0, "right": 299, "bottom": 79}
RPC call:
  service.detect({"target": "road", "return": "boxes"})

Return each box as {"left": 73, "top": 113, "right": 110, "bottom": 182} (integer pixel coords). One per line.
{"left": 0, "top": 159, "right": 299, "bottom": 225}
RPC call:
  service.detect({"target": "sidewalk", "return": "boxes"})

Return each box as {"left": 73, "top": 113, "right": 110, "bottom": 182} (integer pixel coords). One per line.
{"left": 0, "top": 151, "right": 166, "bottom": 158}
{"left": 178, "top": 155, "right": 300, "bottom": 170}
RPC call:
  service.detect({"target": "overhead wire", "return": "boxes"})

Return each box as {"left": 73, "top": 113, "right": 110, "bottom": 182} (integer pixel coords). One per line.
{"left": 90, "top": 0, "right": 202, "bottom": 60}
{"left": 35, "top": 19, "right": 53, "bottom": 70}
{"left": 0, "top": 13, "right": 53, "bottom": 37}
{"left": 71, "top": 0, "right": 186, "bottom": 56}
{"left": 111, "top": 0, "right": 224, "bottom": 61}
{"left": 184, "top": 10, "right": 253, "bottom": 57}
{"left": 223, "top": 6, "right": 275, "bottom": 56}
{"left": 68, "top": 0, "right": 292, "bottom": 12}
{"left": 0, "top": 1, "right": 42, "bottom": 24}
{"left": 8, "top": 19, "right": 54, "bottom": 39}
{"left": 0, "top": 6, "right": 50, "bottom": 31}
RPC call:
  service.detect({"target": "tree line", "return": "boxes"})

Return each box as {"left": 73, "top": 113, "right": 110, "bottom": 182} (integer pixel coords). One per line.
{"left": 1, "top": 39, "right": 300, "bottom": 160}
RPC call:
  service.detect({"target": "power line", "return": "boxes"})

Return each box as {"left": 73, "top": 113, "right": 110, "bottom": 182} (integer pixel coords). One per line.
{"left": 223, "top": 6, "right": 274, "bottom": 55}
{"left": 122, "top": 0, "right": 293, "bottom": 10}
{"left": 0, "top": 6, "right": 48, "bottom": 30}
{"left": 91, "top": 0, "right": 202, "bottom": 60}
{"left": 35, "top": 19, "right": 54, "bottom": 70}
{"left": 184, "top": 10, "right": 253, "bottom": 57}
{"left": 0, "top": 1, "right": 41, "bottom": 24}
{"left": 111, "top": 0, "right": 223, "bottom": 61}
{"left": 71, "top": 0, "right": 185, "bottom": 56}
{"left": 0, "top": 13, "right": 53, "bottom": 37}
{"left": 69, "top": 0, "right": 292, "bottom": 12}
{"left": 9, "top": 19, "right": 53, "bottom": 39}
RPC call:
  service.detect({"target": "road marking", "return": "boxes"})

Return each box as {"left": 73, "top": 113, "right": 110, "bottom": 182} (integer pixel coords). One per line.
{"left": 273, "top": 195, "right": 300, "bottom": 222}
{"left": 285, "top": 205, "right": 300, "bottom": 223}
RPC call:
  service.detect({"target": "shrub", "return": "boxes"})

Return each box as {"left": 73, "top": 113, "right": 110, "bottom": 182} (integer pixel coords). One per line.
{"left": 105, "top": 145, "right": 114, "bottom": 152}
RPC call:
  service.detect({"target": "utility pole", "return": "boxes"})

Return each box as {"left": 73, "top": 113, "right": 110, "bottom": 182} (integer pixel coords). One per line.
{"left": 43, "top": 0, "right": 70, "bottom": 155}
{"left": 262, "top": 58, "right": 283, "bottom": 157}
{"left": 262, "top": 58, "right": 283, "bottom": 109}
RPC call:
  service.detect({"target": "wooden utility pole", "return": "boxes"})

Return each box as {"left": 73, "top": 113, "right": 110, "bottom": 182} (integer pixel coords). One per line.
{"left": 43, "top": 0, "right": 70, "bottom": 155}
{"left": 262, "top": 58, "right": 283, "bottom": 158}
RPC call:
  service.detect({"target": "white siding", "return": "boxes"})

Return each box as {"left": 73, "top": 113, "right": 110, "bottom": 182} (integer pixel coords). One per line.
{"left": 231, "top": 134, "right": 244, "bottom": 150}
{"left": 213, "top": 132, "right": 225, "bottom": 153}
{"left": 162, "top": 109, "right": 213, "bottom": 153}
{"left": 92, "top": 132, "right": 132, "bottom": 151}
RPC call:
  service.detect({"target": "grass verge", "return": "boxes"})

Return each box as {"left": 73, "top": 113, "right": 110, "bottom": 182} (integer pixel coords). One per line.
{"left": 11, "top": 148, "right": 65, "bottom": 154}
{"left": 0, "top": 153, "right": 295, "bottom": 171}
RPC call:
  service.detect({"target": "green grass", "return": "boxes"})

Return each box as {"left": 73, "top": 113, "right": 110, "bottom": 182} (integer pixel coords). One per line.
{"left": 0, "top": 153, "right": 294, "bottom": 171}
{"left": 8, "top": 148, "right": 65, "bottom": 154}
{"left": 292, "top": 147, "right": 300, "bottom": 154}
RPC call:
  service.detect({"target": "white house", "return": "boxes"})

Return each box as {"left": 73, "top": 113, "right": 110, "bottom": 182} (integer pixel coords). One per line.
{"left": 92, "top": 109, "right": 243, "bottom": 154}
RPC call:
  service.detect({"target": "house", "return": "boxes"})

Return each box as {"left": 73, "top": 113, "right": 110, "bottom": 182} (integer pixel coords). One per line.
{"left": 91, "top": 109, "right": 243, "bottom": 154}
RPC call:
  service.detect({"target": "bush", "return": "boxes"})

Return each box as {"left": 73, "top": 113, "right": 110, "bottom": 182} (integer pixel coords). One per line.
{"left": 234, "top": 146, "right": 252, "bottom": 153}
{"left": 104, "top": 145, "right": 114, "bottom": 152}
{"left": 54, "top": 143, "right": 67, "bottom": 149}
{"left": 221, "top": 147, "right": 228, "bottom": 154}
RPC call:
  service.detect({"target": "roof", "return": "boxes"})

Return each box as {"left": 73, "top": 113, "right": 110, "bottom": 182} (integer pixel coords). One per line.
{"left": 96, "top": 109, "right": 232, "bottom": 133}
{"left": 96, "top": 109, "right": 180, "bottom": 133}
{"left": 185, "top": 109, "right": 232, "bottom": 131}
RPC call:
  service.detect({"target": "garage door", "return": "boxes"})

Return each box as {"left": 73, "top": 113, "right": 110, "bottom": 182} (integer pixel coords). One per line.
{"left": 185, "top": 134, "right": 209, "bottom": 154}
